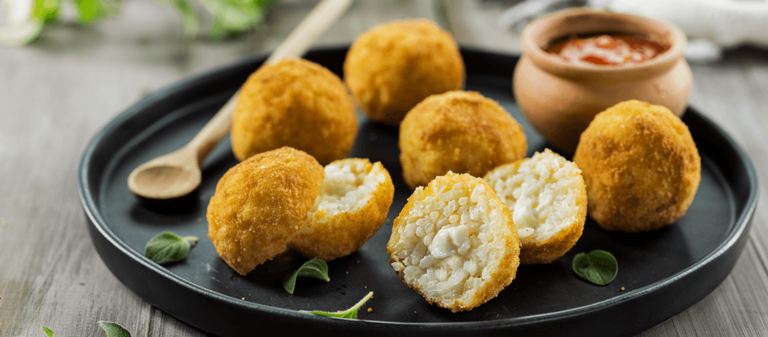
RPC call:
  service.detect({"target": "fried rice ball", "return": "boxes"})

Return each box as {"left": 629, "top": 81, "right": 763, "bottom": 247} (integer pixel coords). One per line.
{"left": 344, "top": 19, "right": 465, "bottom": 125}
{"left": 207, "top": 147, "right": 324, "bottom": 276}
{"left": 573, "top": 100, "right": 701, "bottom": 232}
{"left": 231, "top": 58, "right": 358, "bottom": 164}
{"left": 399, "top": 91, "right": 527, "bottom": 190}
{"left": 388, "top": 172, "right": 520, "bottom": 312}
{"left": 484, "top": 149, "right": 587, "bottom": 264}
{"left": 291, "top": 158, "right": 395, "bottom": 261}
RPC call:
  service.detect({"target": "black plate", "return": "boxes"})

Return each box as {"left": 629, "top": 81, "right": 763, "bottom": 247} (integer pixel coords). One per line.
{"left": 78, "top": 47, "right": 758, "bottom": 337}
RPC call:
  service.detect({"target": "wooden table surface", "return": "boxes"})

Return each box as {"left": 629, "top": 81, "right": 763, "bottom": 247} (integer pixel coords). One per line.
{"left": 1, "top": 1, "right": 766, "bottom": 336}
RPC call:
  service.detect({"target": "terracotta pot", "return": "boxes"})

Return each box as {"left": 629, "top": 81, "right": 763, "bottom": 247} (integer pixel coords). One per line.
{"left": 513, "top": 8, "right": 691, "bottom": 153}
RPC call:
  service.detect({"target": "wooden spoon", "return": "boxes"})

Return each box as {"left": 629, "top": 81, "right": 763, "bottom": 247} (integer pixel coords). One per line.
{"left": 127, "top": 0, "right": 353, "bottom": 200}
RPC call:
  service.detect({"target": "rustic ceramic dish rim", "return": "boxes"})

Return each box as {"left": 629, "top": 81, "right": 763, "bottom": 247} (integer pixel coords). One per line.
{"left": 521, "top": 8, "right": 687, "bottom": 81}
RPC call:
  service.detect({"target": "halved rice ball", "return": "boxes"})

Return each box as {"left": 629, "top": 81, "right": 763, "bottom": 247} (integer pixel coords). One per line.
{"left": 484, "top": 149, "right": 587, "bottom": 264}
{"left": 387, "top": 172, "right": 520, "bottom": 312}
{"left": 207, "top": 147, "right": 324, "bottom": 276}
{"left": 291, "top": 159, "right": 395, "bottom": 261}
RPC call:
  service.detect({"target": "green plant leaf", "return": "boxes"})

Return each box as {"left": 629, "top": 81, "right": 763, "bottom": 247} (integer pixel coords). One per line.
{"left": 42, "top": 326, "right": 54, "bottom": 337}
{"left": 32, "top": 0, "right": 61, "bottom": 23}
{"left": 199, "top": 0, "right": 273, "bottom": 39}
{"left": 144, "top": 232, "right": 197, "bottom": 264}
{"left": 71, "top": 0, "right": 108, "bottom": 26}
{"left": 572, "top": 249, "right": 618, "bottom": 285}
{"left": 98, "top": 321, "right": 131, "bottom": 337}
{"left": 254, "top": 0, "right": 279, "bottom": 7}
{"left": 301, "top": 291, "right": 373, "bottom": 319}
{"left": 283, "top": 259, "right": 330, "bottom": 294}
{"left": 170, "top": 0, "right": 199, "bottom": 36}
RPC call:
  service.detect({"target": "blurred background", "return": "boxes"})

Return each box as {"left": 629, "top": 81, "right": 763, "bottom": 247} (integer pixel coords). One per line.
{"left": 2, "top": 0, "right": 766, "bottom": 100}
{"left": 3, "top": 0, "right": 768, "bottom": 57}
{"left": 2, "top": 0, "right": 766, "bottom": 115}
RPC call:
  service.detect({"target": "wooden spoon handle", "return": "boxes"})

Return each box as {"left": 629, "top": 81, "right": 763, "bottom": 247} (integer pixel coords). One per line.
{"left": 188, "top": 0, "right": 353, "bottom": 163}
{"left": 188, "top": 90, "right": 240, "bottom": 163}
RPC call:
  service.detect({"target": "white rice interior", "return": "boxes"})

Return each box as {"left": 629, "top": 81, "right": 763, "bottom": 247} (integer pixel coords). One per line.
{"left": 390, "top": 177, "right": 509, "bottom": 305}
{"left": 308, "top": 160, "right": 386, "bottom": 222}
{"left": 485, "top": 149, "right": 581, "bottom": 243}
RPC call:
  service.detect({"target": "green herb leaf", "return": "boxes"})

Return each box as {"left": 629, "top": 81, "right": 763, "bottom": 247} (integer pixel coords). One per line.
{"left": 170, "top": 0, "right": 200, "bottom": 36}
{"left": 572, "top": 249, "right": 618, "bottom": 285}
{"left": 42, "top": 326, "right": 54, "bottom": 337}
{"left": 144, "top": 232, "right": 197, "bottom": 264}
{"left": 301, "top": 291, "right": 373, "bottom": 319}
{"left": 32, "top": 0, "right": 61, "bottom": 23}
{"left": 72, "top": 0, "right": 108, "bottom": 26}
{"left": 199, "top": 0, "right": 274, "bottom": 39}
{"left": 283, "top": 259, "right": 330, "bottom": 294}
{"left": 98, "top": 321, "right": 131, "bottom": 337}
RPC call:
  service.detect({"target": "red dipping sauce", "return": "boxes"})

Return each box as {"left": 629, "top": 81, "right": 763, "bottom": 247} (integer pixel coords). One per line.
{"left": 545, "top": 34, "right": 669, "bottom": 66}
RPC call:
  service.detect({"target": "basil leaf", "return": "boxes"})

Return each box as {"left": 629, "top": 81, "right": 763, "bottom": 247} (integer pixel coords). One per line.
{"left": 144, "top": 232, "right": 198, "bottom": 264}
{"left": 283, "top": 259, "right": 330, "bottom": 294}
{"left": 572, "top": 249, "right": 618, "bottom": 285}
{"left": 98, "top": 321, "right": 131, "bottom": 337}
{"left": 42, "top": 326, "right": 54, "bottom": 337}
{"left": 170, "top": 0, "right": 200, "bottom": 36}
{"left": 72, "top": 0, "right": 108, "bottom": 26}
{"left": 302, "top": 291, "right": 373, "bottom": 319}
{"left": 32, "top": 0, "right": 61, "bottom": 23}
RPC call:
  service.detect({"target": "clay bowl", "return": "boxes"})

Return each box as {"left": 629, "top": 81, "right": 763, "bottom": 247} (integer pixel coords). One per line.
{"left": 513, "top": 8, "right": 691, "bottom": 153}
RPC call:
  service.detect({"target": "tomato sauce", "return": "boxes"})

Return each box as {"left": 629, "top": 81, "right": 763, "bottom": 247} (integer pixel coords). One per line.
{"left": 545, "top": 34, "right": 669, "bottom": 66}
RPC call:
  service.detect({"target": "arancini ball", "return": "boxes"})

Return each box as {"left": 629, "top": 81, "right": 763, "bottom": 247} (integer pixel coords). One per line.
{"left": 484, "top": 149, "right": 587, "bottom": 264}
{"left": 399, "top": 90, "right": 527, "bottom": 190}
{"left": 231, "top": 58, "right": 358, "bottom": 164}
{"left": 573, "top": 100, "right": 701, "bottom": 232}
{"left": 388, "top": 172, "right": 520, "bottom": 312}
{"left": 344, "top": 19, "right": 465, "bottom": 125}
{"left": 207, "top": 147, "right": 324, "bottom": 276}
{"left": 291, "top": 158, "right": 395, "bottom": 261}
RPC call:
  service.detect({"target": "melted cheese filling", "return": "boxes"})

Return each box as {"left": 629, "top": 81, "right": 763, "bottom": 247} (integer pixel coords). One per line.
{"left": 309, "top": 160, "right": 386, "bottom": 222}
{"left": 485, "top": 150, "right": 581, "bottom": 243}
{"left": 390, "top": 179, "right": 507, "bottom": 304}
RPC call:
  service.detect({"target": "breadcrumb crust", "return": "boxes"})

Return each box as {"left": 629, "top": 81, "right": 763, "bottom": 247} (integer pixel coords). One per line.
{"left": 207, "top": 147, "right": 324, "bottom": 276}
{"left": 232, "top": 58, "right": 357, "bottom": 164}
{"left": 574, "top": 100, "right": 701, "bottom": 232}
{"left": 344, "top": 19, "right": 465, "bottom": 125}
{"left": 400, "top": 91, "right": 527, "bottom": 190}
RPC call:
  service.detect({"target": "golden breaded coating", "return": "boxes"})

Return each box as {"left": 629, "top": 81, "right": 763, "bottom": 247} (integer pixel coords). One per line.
{"left": 344, "top": 19, "right": 465, "bottom": 125}
{"left": 231, "top": 58, "right": 358, "bottom": 164}
{"left": 387, "top": 172, "right": 520, "bottom": 312}
{"left": 484, "top": 149, "right": 587, "bottom": 264}
{"left": 399, "top": 91, "right": 527, "bottom": 190}
{"left": 574, "top": 100, "right": 701, "bottom": 232}
{"left": 291, "top": 159, "right": 395, "bottom": 261}
{"left": 207, "top": 147, "right": 324, "bottom": 275}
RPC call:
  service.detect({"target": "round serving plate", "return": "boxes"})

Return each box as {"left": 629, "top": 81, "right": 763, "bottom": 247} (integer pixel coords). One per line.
{"left": 77, "top": 47, "right": 758, "bottom": 337}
